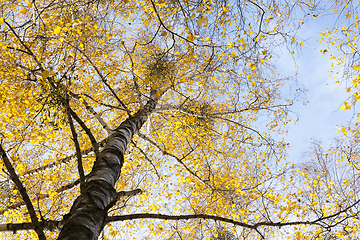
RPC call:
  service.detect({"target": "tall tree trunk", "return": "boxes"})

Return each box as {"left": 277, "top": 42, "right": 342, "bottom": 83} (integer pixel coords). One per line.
{"left": 57, "top": 96, "right": 157, "bottom": 240}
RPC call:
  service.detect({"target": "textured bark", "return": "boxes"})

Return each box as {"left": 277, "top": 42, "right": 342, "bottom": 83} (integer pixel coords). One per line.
{"left": 57, "top": 97, "right": 156, "bottom": 240}
{"left": 0, "top": 220, "right": 63, "bottom": 232}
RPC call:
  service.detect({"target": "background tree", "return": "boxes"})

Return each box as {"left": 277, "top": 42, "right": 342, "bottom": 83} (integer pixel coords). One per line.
{"left": 0, "top": 0, "right": 360, "bottom": 239}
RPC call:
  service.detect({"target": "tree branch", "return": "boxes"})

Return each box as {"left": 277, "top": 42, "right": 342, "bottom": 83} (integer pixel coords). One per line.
{"left": 0, "top": 220, "right": 63, "bottom": 232}
{"left": 0, "top": 145, "right": 46, "bottom": 240}
{"left": 22, "top": 139, "right": 107, "bottom": 178}
{"left": 131, "top": 140, "right": 161, "bottom": 179}
{"left": 105, "top": 188, "right": 142, "bottom": 211}
{"left": 68, "top": 107, "right": 100, "bottom": 159}
{"left": 69, "top": 92, "right": 113, "bottom": 135}
{"left": 4, "top": 21, "right": 44, "bottom": 71}
{"left": 65, "top": 95, "right": 85, "bottom": 188}
{"left": 67, "top": 42, "right": 131, "bottom": 116}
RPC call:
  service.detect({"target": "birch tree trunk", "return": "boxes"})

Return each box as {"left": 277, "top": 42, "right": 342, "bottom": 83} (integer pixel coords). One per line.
{"left": 57, "top": 95, "right": 157, "bottom": 240}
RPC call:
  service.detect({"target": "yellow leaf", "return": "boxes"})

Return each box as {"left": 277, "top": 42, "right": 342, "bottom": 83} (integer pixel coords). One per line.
{"left": 346, "top": 87, "right": 351, "bottom": 93}
{"left": 353, "top": 65, "right": 360, "bottom": 71}
{"left": 341, "top": 102, "right": 351, "bottom": 110}
{"left": 231, "top": 51, "right": 236, "bottom": 57}
{"left": 345, "top": 101, "right": 351, "bottom": 110}
{"left": 251, "top": 81, "right": 256, "bottom": 86}
{"left": 262, "top": 50, "right": 267, "bottom": 55}
{"left": 53, "top": 26, "right": 61, "bottom": 34}
{"left": 249, "top": 62, "right": 257, "bottom": 70}
{"left": 42, "top": 70, "right": 49, "bottom": 79}
{"left": 160, "top": 31, "right": 167, "bottom": 36}
{"left": 25, "top": 0, "right": 32, "bottom": 7}
{"left": 144, "top": 19, "right": 149, "bottom": 25}
{"left": 16, "top": 164, "right": 25, "bottom": 175}
{"left": 190, "top": 13, "right": 196, "bottom": 20}
{"left": 205, "top": 37, "right": 210, "bottom": 41}
{"left": 355, "top": 22, "right": 359, "bottom": 27}
{"left": 20, "top": 8, "right": 27, "bottom": 14}
{"left": 0, "top": 18, "right": 3, "bottom": 25}
{"left": 247, "top": 74, "right": 252, "bottom": 80}
{"left": 197, "top": 16, "right": 207, "bottom": 25}
{"left": 196, "top": 6, "right": 204, "bottom": 13}
{"left": 346, "top": 14, "right": 352, "bottom": 18}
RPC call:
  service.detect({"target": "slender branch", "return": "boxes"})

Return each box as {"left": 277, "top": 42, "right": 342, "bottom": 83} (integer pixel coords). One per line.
{"left": 106, "top": 208, "right": 360, "bottom": 231}
{"left": 69, "top": 107, "right": 100, "bottom": 159}
{"left": 4, "top": 21, "right": 44, "bottom": 71}
{"left": 137, "top": 133, "right": 210, "bottom": 188}
{"left": 0, "top": 178, "right": 79, "bottom": 215}
{"left": 69, "top": 92, "right": 113, "bottom": 135}
{"left": 67, "top": 42, "right": 131, "bottom": 116}
{"left": 65, "top": 95, "right": 85, "bottom": 188}
{"left": 131, "top": 140, "right": 161, "bottom": 179}
{"left": 6, "top": 46, "right": 32, "bottom": 55}
{"left": 105, "top": 188, "right": 142, "bottom": 211}
{"left": 3, "top": 203, "right": 360, "bottom": 235}
{"left": 0, "top": 145, "right": 46, "bottom": 240}
{"left": 121, "top": 42, "right": 144, "bottom": 108}
{"left": 21, "top": 138, "right": 107, "bottom": 178}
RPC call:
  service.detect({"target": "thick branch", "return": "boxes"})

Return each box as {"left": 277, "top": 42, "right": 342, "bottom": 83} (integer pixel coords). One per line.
{"left": 0, "top": 220, "right": 63, "bottom": 232}
{"left": 0, "top": 145, "right": 46, "bottom": 240}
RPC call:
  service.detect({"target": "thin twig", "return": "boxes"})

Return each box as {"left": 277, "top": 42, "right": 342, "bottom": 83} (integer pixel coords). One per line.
{"left": 131, "top": 140, "right": 161, "bottom": 179}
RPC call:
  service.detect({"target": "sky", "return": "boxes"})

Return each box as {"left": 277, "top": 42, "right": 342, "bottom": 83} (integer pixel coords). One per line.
{"left": 278, "top": 16, "right": 358, "bottom": 163}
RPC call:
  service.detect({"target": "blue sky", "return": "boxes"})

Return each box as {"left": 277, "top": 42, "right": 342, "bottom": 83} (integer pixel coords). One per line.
{"left": 279, "top": 16, "right": 358, "bottom": 162}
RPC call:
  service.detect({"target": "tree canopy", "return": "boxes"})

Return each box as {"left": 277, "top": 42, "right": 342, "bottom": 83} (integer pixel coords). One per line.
{"left": 1, "top": 0, "right": 360, "bottom": 239}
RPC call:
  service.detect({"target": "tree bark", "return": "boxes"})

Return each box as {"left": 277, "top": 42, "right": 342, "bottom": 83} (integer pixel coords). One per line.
{"left": 57, "top": 96, "right": 157, "bottom": 240}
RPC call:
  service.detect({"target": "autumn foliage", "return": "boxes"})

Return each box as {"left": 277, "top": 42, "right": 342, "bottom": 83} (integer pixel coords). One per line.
{"left": 0, "top": 0, "right": 360, "bottom": 239}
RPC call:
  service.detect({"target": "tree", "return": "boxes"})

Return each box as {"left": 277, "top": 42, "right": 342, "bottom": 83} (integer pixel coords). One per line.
{"left": 1, "top": 0, "right": 360, "bottom": 239}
